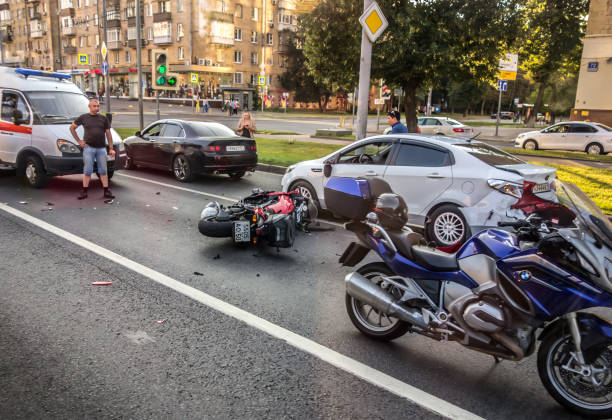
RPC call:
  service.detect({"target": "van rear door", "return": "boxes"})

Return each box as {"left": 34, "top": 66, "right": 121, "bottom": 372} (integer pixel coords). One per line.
{"left": 0, "top": 89, "right": 32, "bottom": 165}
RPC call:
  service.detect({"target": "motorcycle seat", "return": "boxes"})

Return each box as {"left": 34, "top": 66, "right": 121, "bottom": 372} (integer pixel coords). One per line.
{"left": 388, "top": 230, "right": 424, "bottom": 260}
{"left": 411, "top": 245, "right": 459, "bottom": 272}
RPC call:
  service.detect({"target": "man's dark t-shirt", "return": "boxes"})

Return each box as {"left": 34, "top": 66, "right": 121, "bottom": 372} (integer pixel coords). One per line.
{"left": 74, "top": 113, "right": 110, "bottom": 148}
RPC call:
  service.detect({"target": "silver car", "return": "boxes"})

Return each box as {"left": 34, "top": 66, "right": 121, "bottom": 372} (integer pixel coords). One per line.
{"left": 282, "top": 135, "right": 557, "bottom": 246}
{"left": 417, "top": 117, "right": 474, "bottom": 138}
{"left": 514, "top": 121, "right": 612, "bottom": 155}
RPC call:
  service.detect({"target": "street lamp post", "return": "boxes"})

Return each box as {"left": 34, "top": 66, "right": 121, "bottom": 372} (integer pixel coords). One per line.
{"left": 355, "top": 0, "right": 374, "bottom": 141}
{"left": 136, "top": 0, "right": 143, "bottom": 131}
{"left": 102, "top": 0, "right": 110, "bottom": 114}
{"left": 0, "top": 29, "right": 5, "bottom": 65}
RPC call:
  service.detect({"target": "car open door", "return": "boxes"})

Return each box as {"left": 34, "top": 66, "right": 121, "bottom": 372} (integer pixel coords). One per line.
{"left": 0, "top": 89, "right": 32, "bottom": 165}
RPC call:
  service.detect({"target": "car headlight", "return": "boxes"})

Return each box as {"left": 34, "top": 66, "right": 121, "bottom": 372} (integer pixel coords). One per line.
{"left": 488, "top": 179, "right": 523, "bottom": 199}
{"left": 285, "top": 164, "right": 297, "bottom": 174}
{"left": 57, "top": 138, "right": 81, "bottom": 154}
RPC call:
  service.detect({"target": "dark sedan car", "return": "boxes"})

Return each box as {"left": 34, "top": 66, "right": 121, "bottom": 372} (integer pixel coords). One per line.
{"left": 123, "top": 120, "right": 257, "bottom": 182}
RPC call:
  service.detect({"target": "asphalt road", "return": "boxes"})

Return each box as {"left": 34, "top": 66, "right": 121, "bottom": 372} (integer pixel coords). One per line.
{"left": 0, "top": 168, "right": 592, "bottom": 419}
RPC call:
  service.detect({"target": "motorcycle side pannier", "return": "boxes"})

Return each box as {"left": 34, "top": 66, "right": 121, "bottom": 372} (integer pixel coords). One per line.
{"left": 265, "top": 213, "right": 296, "bottom": 248}
{"left": 324, "top": 177, "right": 392, "bottom": 220}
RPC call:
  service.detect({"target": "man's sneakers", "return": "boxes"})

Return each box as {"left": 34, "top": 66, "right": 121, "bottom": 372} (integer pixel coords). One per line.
{"left": 103, "top": 188, "right": 115, "bottom": 199}
{"left": 77, "top": 188, "right": 88, "bottom": 200}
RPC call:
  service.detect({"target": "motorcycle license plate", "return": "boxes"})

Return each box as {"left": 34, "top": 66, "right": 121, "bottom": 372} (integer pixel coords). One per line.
{"left": 533, "top": 183, "right": 551, "bottom": 193}
{"left": 233, "top": 221, "right": 251, "bottom": 243}
{"left": 226, "top": 145, "right": 245, "bottom": 152}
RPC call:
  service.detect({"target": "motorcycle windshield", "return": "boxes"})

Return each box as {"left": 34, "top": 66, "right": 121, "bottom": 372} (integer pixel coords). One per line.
{"left": 552, "top": 179, "right": 612, "bottom": 249}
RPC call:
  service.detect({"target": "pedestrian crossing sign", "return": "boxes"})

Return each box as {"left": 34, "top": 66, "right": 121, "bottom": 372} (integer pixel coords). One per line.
{"left": 258, "top": 76, "right": 265, "bottom": 86}
{"left": 78, "top": 54, "right": 89, "bottom": 65}
{"left": 191, "top": 73, "right": 198, "bottom": 83}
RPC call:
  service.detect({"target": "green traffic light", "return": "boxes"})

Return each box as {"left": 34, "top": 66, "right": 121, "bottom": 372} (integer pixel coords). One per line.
{"left": 158, "top": 65, "right": 167, "bottom": 74}
{"left": 156, "top": 76, "right": 166, "bottom": 85}
{"left": 167, "top": 77, "right": 177, "bottom": 86}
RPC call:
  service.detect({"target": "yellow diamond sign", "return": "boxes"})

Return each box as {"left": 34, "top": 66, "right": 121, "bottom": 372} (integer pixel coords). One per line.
{"left": 359, "top": 1, "right": 388, "bottom": 43}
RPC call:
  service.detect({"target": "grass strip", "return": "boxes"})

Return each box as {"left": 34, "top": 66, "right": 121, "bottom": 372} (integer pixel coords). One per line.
{"left": 257, "top": 130, "right": 299, "bottom": 135}
{"left": 255, "top": 137, "right": 342, "bottom": 167}
{"left": 502, "top": 148, "right": 612, "bottom": 163}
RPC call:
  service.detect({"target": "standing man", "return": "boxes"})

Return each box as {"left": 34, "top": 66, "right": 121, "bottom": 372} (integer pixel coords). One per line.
{"left": 70, "top": 99, "right": 115, "bottom": 200}
{"left": 386, "top": 110, "right": 408, "bottom": 134}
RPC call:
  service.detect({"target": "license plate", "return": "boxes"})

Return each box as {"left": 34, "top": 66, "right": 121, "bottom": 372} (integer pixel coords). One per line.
{"left": 226, "top": 145, "right": 245, "bottom": 152}
{"left": 233, "top": 221, "right": 251, "bottom": 243}
{"left": 533, "top": 182, "right": 551, "bottom": 193}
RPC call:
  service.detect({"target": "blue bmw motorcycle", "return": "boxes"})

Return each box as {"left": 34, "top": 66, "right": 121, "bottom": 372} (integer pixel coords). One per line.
{"left": 325, "top": 177, "right": 612, "bottom": 417}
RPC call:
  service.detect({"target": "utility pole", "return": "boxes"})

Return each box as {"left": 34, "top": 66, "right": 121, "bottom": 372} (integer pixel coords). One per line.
{"left": 136, "top": 0, "right": 143, "bottom": 131}
{"left": 426, "top": 87, "right": 432, "bottom": 116}
{"left": 102, "top": 0, "right": 110, "bottom": 114}
{"left": 355, "top": 0, "right": 374, "bottom": 140}
{"left": 0, "top": 29, "right": 5, "bottom": 65}
{"left": 495, "top": 87, "right": 502, "bottom": 137}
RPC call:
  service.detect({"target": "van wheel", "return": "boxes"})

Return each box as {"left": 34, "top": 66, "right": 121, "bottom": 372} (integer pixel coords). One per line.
{"left": 290, "top": 181, "right": 320, "bottom": 210}
{"left": 23, "top": 155, "right": 48, "bottom": 188}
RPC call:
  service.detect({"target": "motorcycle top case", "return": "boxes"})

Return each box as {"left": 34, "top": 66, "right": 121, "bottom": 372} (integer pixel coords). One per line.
{"left": 324, "top": 177, "right": 391, "bottom": 220}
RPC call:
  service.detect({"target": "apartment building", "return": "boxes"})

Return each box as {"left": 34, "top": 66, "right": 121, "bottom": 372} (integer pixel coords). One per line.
{"left": 572, "top": 0, "right": 612, "bottom": 126}
{"left": 1, "top": 0, "right": 316, "bottom": 108}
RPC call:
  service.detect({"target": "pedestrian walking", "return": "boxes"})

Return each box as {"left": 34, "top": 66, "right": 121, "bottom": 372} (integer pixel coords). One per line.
{"left": 69, "top": 99, "right": 115, "bottom": 200}
{"left": 386, "top": 110, "right": 408, "bottom": 134}
{"left": 229, "top": 99, "right": 235, "bottom": 116}
{"left": 237, "top": 111, "right": 256, "bottom": 138}
{"left": 235, "top": 99, "right": 240, "bottom": 115}
{"left": 204, "top": 98, "right": 210, "bottom": 113}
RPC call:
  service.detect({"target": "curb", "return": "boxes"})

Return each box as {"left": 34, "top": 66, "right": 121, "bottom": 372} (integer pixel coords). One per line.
{"left": 256, "top": 163, "right": 287, "bottom": 175}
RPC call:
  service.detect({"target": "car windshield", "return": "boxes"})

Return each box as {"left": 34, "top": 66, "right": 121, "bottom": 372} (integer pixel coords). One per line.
{"left": 189, "top": 122, "right": 237, "bottom": 137}
{"left": 25, "top": 91, "right": 90, "bottom": 124}
{"left": 595, "top": 123, "right": 612, "bottom": 132}
{"left": 445, "top": 118, "right": 461, "bottom": 126}
{"left": 454, "top": 143, "right": 524, "bottom": 166}
{"left": 553, "top": 179, "right": 612, "bottom": 249}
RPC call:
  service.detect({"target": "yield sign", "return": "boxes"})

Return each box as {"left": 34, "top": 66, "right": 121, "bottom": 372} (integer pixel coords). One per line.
{"left": 101, "top": 42, "right": 107, "bottom": 60}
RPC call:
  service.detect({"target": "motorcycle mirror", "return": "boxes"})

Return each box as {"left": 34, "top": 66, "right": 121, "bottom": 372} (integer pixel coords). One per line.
{"left": 323, "top": 163, "right": 332, "bottom": 177}
{"left": 252, "top": 187, "right": 264, "bottom": 194}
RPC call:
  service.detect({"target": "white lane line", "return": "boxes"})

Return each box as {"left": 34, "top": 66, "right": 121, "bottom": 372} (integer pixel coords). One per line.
{"left": 114, "top": 172, "right": 239, "bottom": 202}
{"left": 0, "top": 203, "right": 482, "bottom": 420}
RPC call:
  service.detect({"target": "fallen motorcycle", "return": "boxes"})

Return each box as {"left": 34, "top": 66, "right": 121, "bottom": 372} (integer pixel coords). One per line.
{"left": 325, "top": 176, "right": 612, "bottom": 417}
{"left": 198, "top": 188, "right": 316, "bottom": 247}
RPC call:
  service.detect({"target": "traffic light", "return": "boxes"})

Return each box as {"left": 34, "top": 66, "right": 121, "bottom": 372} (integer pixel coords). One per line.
{"left": 152, "top": 49, "right": 178, "bottom": 91}
{"left": 381, "top": 85, "right": 391, "bottom": 99}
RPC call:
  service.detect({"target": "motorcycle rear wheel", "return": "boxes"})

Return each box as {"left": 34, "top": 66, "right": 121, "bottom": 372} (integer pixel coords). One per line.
{"left": 345, "top": 262, "right": 411, "bottom": 341}
{"left": 537, "top": 331, "right": 612, "bottom": 417}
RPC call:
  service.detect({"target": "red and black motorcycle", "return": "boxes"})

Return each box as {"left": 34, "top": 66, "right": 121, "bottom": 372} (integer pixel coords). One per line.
{"left": 198, "top": 188, "right": 317, "bottom": 247}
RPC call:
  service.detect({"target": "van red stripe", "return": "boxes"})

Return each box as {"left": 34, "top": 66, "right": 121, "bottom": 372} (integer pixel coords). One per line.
{"left": 0, "top": 121, "right": 32, "bottom": 135}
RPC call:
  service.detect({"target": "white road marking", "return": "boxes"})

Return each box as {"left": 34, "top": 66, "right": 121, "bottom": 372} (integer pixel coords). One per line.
{"left": 0, "top": 202, "right": 482, "bottom": 420}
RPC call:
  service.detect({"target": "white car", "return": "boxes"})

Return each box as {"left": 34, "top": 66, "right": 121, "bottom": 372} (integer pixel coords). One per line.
{"left": 514, "top": 121, "right": 612, "bottom": 155}
{"left": 417, "top": 117, "right": 474, "bottom": 138}
{"left": 281, "top": 135, "right": 557, "bottom": 246}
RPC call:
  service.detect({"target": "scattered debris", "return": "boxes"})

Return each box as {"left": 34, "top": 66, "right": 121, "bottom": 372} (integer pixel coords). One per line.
{"left": 91, "top": 281, "right": 112, "bottom": 286}
{"left": 41, "top": 207, "right": 53, "bottom": 212}
{"left": 104, "top": 199, "right": 114, "bottom": 204}
{"left": 146, "top": 204, "right": 151, "bottom": 207}
{"left": 193, "top": 271, "right": 203, "bottom": 276}
{"left": 46, "top": 202, "right": 55, "bottom": 206}
{"left": 256, "top": 273, "right": 260, "bottom": 277}
{"left": 167, "top": 219, "right": 174, "bottom": 222}
{"left": 213, "top": 254, "right": 221, "bottom": 260}
{"left": 18, "top": 201, "right": 28, "bottom": 204}
{"left": 155, "top": 319, "right": 166, "bottom": 324}
{"left": 156, "top": 192, "right": 161, "bottom": 195}
{"left": 293, "top": 249, "right": 299, "bottom": 253}
{"left": 321, "top": 261, "right": 325, "bottom": 264}
{"left": 172, "top": 206, "right": 179, "bottom": 210}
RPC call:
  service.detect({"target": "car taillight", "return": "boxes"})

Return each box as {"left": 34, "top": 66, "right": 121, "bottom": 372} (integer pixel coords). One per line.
{"left": 523, "top": 181, "right": 535, "bottom": 191}
{"left": 206, "top": 146, "right": 221, "bottom": 152}
{"left": 453, "top": 128, "right": 465, "bottom": 133}
{"left": 250, "top": 145, "right": 256, "bottom": 151}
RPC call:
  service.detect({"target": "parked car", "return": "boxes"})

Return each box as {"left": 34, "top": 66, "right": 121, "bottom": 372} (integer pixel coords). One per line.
{"left": 491, "top": 111, "right": 513, "bottom": 120}
{"left": 84, "top": 91, "right": 98, "bottom": 100}
{"left": 536, "top": 113, "right": 545, "bottom": 122}
{"left": 123, "top": 120, "right": 257, "bottom": 182}
{"left": 514, "top": 121, "right": 612, "bottom": 155}
{"left": 417, "top": 117, "right": 474, "bottom": 138}
{"left": 281, "top": 134, "right": 557, "bottom": 246}
{"left": 0, "top": 66, "right": 124, "bottom": 188}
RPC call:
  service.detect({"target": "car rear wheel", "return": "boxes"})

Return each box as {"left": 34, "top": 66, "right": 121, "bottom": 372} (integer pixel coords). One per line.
{"left": 523, "top": 140, "right": 538, "bottom": 151}
{"left": 586, "top": 142, "right": 604, "bottom": 155}
{"left": 426, "top": 205, "right": 469, "bottom": 247}
{"left": 173, "top": 154, "right": 194, "bottom": 182}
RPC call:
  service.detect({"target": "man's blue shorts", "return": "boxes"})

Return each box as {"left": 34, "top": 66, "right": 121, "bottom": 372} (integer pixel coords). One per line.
{"left": 82, "top": 146, "right": 107, "bottom": 176}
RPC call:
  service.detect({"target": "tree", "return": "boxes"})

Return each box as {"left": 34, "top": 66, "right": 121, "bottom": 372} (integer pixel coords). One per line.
{"left": 278, "top": 30, "right": 332, "bottom": 112}
{"left": 300, "top": 0, "right": 362, "bottom": 111}
{"left": 519, "top": 0, "right": 588, "bottom": 127}
{"left": 373, "top": 0, "right": 521, "bottom": 131}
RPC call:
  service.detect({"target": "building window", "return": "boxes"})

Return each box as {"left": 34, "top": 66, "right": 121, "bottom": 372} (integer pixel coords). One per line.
{"left": 267, "top": 75, "right": 272, "bottom": 85}
{"left": 107, "top": 29, "right": 121, "bottom": 42}
{"left": 266, "top": 33, "right": 273, "bottom": 45}
{"left": 177, "top": 0, "right": 183, "bottom": 12}
{"left": 216, "top": 0, "right": 226, "bottom": 13}
{"left": 96, "top": 53, "right": 101, "bottom": 64}
{"left": 235, "top": 4, "right": 242, "bottom": 18}
{"left": 234, "top": 72, "right": 242, "bottom": 84}
{"left": 153, "top": 21, "right": 172, "bottom": 43}
{"left": 234, "top": 28, "right": 241, "bottom": 41}
{"left": 178, "top": 46, "right": 184, "bottom": 60}
{"left": 250, "top": 52, "right": 257, "bottom": 65}
{"left": 147, "top": 49, "right": 152, "bottom": 62}
{"left": 177, "top": 23, "right": 184, "bottom": 39}
{"left": 95, "top": 34, "right": 99, "bottom": 46}
{"left": 147, "top": 27, "right": 153, "bottom": 40}
{"left": 94, "top": 14, "right": 98, "bottom": 26}
{"left": 250, "top": 74, "right": 257, "bottom": 85}
{"left": 159, "top": 1, "right": 170, "bottom": 13}
{"left": 114, "top": 52, "right": 119, "bottom": 64}
{"left": 234, "top": 50, "right": 242, "bottom": 63}
{"left": 76, "top": 0, "right": 81, "bottom": 8}
{"left": 251, "top": 7, "right": 258, "bottom": 21}
{"left": 251, "top": 31, "right": 257, "bottom": 43}
{"left": 86, "top": 35, "right": 90, "bottom": 46}
{"left": 146, "top": 3, "right": 152, "bottom": 16}
{"left": 85, "top": 0, "right": 89, "bottom": 6}
{"left": 216, "top": 49, "right": 224, "bottom": 62}
{"left": 125, "top": 50, "right": 131, "bottom": 63}
{"left": 79, "top": 37, "right": 84, "bottom": 47}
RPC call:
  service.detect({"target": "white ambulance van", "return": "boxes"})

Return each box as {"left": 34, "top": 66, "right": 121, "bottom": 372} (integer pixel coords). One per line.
{"left": 0, "top": 67, "right": 125, "bottom": 188}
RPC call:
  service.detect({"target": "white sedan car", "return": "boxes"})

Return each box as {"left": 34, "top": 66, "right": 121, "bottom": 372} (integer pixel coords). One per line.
{"left": 417, "top": 117, "right": 475, "bottom": 138}
{"left": 282, "top": 135, "right": 556, "bottom": 246}
{"left": 514, "top": 121, "right": 612, "bottom": 155}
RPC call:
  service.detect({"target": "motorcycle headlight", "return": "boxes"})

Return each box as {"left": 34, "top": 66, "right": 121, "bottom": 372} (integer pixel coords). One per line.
{"left": 200, "top": 202, "right": 220, "bottom": 220}
{"left": 57, "top": 138, "right": 81, "bottom": 154}
{"left": 488, "top": 179, "right": 523, "bottom": 199}
{"left": 285, "top": 164, "right": 297, "bottom": 174}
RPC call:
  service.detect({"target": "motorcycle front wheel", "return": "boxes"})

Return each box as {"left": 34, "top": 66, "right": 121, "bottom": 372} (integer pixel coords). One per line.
{"left": 345, "top": 262, "right": 411, "bottom": 341}
{"left": 537, "top": 331, "right": 612, "bottom": 417}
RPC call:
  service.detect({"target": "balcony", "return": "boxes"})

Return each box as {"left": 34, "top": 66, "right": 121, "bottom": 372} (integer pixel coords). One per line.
{"left": 0, "top": 0, "right": 9, "bottom": 5}
{"left": 153, "top": 12, "right": 171, "bottom": 23}
{"left": 278, "top": 0, "right": 296, "bottom": 9}
{"left": 153, "top": 35, "right": 172, "bottom": 45}
{"left": 277, "top": 43, "right": 291, "bottom": 54}
{"left": 4, "top": 55, "right": 23, "bottom": 64}
{"left": 208, "top": 11, "right": 233, "bottom": 23}
{"left": 0, "top": 0, "right": 9, "bottom": 11}
{"left": 29, "top": 12, "right": 42, "bottom": 21}
{"left": 26, "top": 0, "right": 41, "bottom": 3}
{"left": 59, "top": 7, "right": 75, "bottom": 17}
{"left": 106, "top": 10, "right": 121, "bottom": 28}
{"left": 31, "top": 29, "right": 43, "bottom": 38}
{"left": 64, "top": 45, "right": 76, "bottom": 54}
{"left": 210, "top": 35, "right": 233, "bottom": 46}
{"left": 61, "top": 25, "right": 75, "bottom": 36}
{"left": 0, "top": 26, "right": 13, "bottom": 41}
{"left": 108, "top": 40, "right": 122, "bottom": 50}
{"left": 128, "top": 38, "right": 147, "bottom": 48}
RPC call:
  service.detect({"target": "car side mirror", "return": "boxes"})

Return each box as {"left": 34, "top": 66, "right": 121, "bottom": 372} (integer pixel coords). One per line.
{"left": 12, "top": 109, "right": 25, "bottom": 125}
{"left": 135, "top": 131, "right": 142, "bottom": 137}
{"left": 323, "top": 163, "right": 332, "bottom": 178}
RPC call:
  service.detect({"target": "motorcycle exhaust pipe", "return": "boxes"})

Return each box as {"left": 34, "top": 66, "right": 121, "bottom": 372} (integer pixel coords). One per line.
{"left": 345, "top": 272, "right": 428, "bottom": 329}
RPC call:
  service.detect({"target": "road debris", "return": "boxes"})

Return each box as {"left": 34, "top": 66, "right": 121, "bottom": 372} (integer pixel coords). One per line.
{"left": 213, "top": 254, "right": 221, "bottom": 260}
{"left": 18, "top": 201, "right": 28, "bottom": 204}
{"left": 172, "top": 206, "right": 179, "bottom": 210}
{"left": 193, "top": 271, "right": 203, "bottom": 276}
{"left": 41, "top": 207, "right": 53, "bottom": 212}
{"left": 155, "top": 319, "right": 166, "bottom": 324}
{"left": 91, "top": 281, "right": 113, "bottom": 286}
{"left": 46, "top": 202, "right": 54, "bottom": 206}
{"left": 156, "top": 192, "right": 161, "bottom": 195}
{"left": 256, "top": 273, "right": 260, "bottom": 277}
{"left": 104, "top": 199, "right": 114, "bottom": 204}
